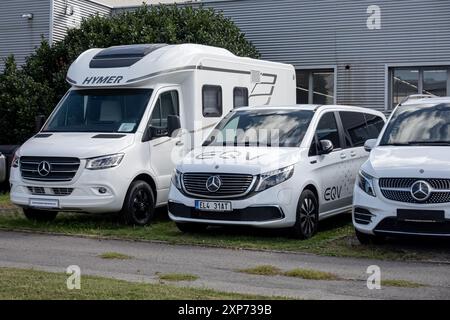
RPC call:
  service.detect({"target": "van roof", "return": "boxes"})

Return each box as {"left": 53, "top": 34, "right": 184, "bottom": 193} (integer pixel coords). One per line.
{"left": 399, "top": 96, "right": 450, "bottom": 106}
{"left": 67, "top": 43, "right": 293, "bottom": 87}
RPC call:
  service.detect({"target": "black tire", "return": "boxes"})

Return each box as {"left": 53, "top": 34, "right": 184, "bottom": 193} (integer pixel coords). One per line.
{"left": 23, "top": 208, "right": 58, "bottom": 222}
{"left": 355, "top": 228, "right": 385, "bottom": 245}
{"left": 121, "top": 180, "right": 155, "bottom": 226}
{"left": 176, "top": 222, "right": 208, "bottom": 233}
{"left": 292, "top": 189, "right": 319, "bottom": 239}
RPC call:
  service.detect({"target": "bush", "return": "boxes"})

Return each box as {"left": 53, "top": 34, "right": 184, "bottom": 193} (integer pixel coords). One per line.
{"left": 0, "top": 5, "right": 259, "bottom": 145}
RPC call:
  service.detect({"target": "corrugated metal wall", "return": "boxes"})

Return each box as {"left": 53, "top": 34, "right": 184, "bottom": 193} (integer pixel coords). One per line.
{"left": 52, "top": 0, "right": 111, "bottom": 43}
{"left": 0, "top": 0, "right": 51, "bottom": 71}
{"left": 116, "top": 0, "right": 450, "bottom": 110}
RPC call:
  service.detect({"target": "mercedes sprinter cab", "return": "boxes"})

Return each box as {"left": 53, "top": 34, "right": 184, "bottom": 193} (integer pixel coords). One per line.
{"left": 168, "top": 105, "right": 386, "bottom": 238}
{"left": 354, "top": 96, "right": 450, "bottom": 243}
{"left": 9, "top": 44, "right": 295, "bottom": 225}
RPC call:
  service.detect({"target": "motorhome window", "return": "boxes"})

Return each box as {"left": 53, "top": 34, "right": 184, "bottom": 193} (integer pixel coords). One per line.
{"left": 364, "top": 113, "right": 385, "bottom": 139}
{"left": 202, "top": 85, "right": 222, "bottom": 117}
{"left": 310, "top": 112, "right": 341, "bottom": 156}
{"left": 43, "top": 89, "right": 152, "bottom": 133}
{"left": 233, "top": 87, "right": 249, "bottom": 108}
{"left": 339, "top": 111, "right": 376, "bottom": 148}
{"left": 380, "top": 103, "right": 450, "bottom": 146}
{"left": 150, "top": 91, "right": 179, "bottom": 128}
{"left": 203, "top": 109, "right": 313, "bottom": 148}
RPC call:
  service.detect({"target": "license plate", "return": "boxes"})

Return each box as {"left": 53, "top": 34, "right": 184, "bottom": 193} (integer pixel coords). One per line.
{"left": 29, "top": 198, "right": 59, "bottom": 209}
{"left": 195, "top": 200, "right": 232, "bottom": 212}
{"left": 397, "top": 209, "right": 445, "bottom": 222}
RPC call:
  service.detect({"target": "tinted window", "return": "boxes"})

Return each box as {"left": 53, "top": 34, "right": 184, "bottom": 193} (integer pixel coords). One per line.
{"left": 204, "top": 109, "right": 314, "bottom": 148}
{"left": 202, "top": 85, "right": 222, "bottom": 117}
{"left": 150, "top": 90, "right": 179, "bottom": 128}
{"left": 44, "top": 89, "right": 152, "bottom": 133}
{"left": 364, "top": 113, "right": 385, "bottom": 139}
{"left": 233, "top": 87, "right": 249, "bottom": 108}
{"left": 380, "top": 103, "right": 450, "bottom": 146}
{"left": 310, "top": 112, "right": 341, "bottom": 155}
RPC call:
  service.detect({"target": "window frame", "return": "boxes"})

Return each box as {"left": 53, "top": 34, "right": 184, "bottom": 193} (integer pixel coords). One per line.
{"left": 233, "top": 86, "right": 249, "bottom": 108}
{"left": 309, "top": 111, "right": 343, "bottom": 156}
{"left": 296, "top": 67, "right": 337, "bottom": 105}
{"left": 202, "top": 85, "right": 223, "bottom": 118}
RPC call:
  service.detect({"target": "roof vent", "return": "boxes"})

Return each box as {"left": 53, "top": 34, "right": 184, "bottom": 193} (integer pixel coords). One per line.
{"left": 89, "top": 44, "right": 167, "bottom": 69}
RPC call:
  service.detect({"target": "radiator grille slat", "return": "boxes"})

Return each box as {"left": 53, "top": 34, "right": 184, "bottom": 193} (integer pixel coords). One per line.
{"left": 182, "top": 173, "right": 255, "bottom": 198}
{"left": 20, "top": 157, "right": 80, "bottom": 182}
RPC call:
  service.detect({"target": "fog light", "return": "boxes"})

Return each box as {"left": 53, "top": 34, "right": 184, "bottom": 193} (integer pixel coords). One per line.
{"left": 98, "top": 187, "right": 107, "bottom": 194}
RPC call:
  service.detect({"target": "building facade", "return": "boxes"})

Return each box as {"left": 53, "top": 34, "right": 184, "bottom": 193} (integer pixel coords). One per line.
{"left": 2, "top": 0, "right": 450, "bottom": 111}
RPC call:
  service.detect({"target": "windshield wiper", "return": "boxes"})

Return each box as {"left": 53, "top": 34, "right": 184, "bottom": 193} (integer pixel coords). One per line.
{"left": 379, "top": 142, "right": 410, "bottom": 146}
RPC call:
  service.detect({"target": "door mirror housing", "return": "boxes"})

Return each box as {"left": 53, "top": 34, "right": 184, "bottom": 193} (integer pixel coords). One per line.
{"left": 364, "top": 139, "right": 377, "bottom": 152}
{"left": 167, "top": 115, "right": 181, "bottom": 137}
{"left": 318, "top": 139, "right": 334, "bottom": 155}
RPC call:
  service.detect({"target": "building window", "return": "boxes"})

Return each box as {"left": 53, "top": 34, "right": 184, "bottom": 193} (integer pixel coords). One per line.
{"left": 233, "top": 87, "right": 249, "bottom": 108}
{"left": 296, "top": 69, "right": 335, "bottom": 105}
{"left": 390, "top": 67, "right": 450, "bottom": 108}
{"left": 202, "top": 85, "right": 222, "bottom": 117}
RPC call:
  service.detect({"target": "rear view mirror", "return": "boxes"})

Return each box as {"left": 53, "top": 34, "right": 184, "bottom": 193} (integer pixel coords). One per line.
{"left": 364, "top": 139, "right": 377, "bottom": 152}
{"left": 167, "top": 115, "right": 181, "bottom": 137}
{"left": 318, "top": 139, "right": 334, "bottom": 155}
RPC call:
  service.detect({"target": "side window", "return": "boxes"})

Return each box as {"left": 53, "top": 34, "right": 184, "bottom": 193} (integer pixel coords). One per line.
{"left": 150, "top": 90, "right": 179, "bottom": 128}
{"left": 364, "top": 113, "right": 385, "bottom": 139}
{"left": 310, "top": 112, "right": 341, "bottom": 156}
{"left": 233, "top": 87, "right": 249, "bottom": 108}
{"left": 339, "top": 111, "right": 369, "bottom": 147}
{"left": 202, "top": 85, "right": 222, "bottom": 117}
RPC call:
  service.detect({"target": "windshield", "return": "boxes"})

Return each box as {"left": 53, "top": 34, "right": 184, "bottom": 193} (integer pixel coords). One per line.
{"left": 203, "top": 109, "right": 314, "bottom": 147}
{"left": 380, "top": 103, "right": 450, "bottom": 146}
{"left": 43, "top": 89, "right": 153, "bottom": 133}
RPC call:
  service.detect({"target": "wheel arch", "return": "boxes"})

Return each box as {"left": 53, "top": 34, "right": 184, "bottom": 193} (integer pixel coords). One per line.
{"left": 131, "top": 173, "right": 157, "bottom": 200}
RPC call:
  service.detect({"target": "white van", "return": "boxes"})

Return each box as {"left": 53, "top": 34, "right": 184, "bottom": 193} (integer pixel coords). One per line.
{"left": 168, "top": 105, "right": 386, "bottom": 238}
{"left": 9, "top": 44, "right": 295, "bottom": 224}
{"left": 354, "top": 97, "right": 450, "bottom": 243}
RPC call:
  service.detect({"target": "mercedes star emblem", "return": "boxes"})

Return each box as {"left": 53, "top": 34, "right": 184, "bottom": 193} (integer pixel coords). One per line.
{"left": 206, "top": 175, "right": 222, "bottom": 193}
{"left": 410, "top": 180, "right": 432, "bottom": 201}
{"left": 37, "top": 161, "right": 51, "bottom": 177}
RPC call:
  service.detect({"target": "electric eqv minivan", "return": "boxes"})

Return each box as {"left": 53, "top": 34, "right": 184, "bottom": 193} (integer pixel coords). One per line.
{"left": 169, "top": 105, "right": 385, "bottom": 238}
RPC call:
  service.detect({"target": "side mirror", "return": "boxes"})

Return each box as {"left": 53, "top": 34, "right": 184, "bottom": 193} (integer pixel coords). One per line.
{"left": 167, "top": 115, "right": 181, "bottom": 137}
{"left": 35, "top": 115, "right": 47, "bottom": 132}
{"left": 364, "top": 139, "right": 377, "bottom": 152}
{"left": 318, "top": 139, "right": 334, "bottom": 155}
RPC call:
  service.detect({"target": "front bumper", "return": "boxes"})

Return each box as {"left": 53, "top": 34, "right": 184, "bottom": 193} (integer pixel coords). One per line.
{"left": 353, "top": 186, "right": 450, "bottom": 237}
{"left": 9, "top": 166, "right": 129, "bottom": 213}
{"left": 168, "top": 183, "right": 298, "bottom": 228}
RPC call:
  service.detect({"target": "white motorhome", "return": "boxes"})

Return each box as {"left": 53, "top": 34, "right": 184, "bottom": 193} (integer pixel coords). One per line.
{"left": 9, "top": 44, "right": 295, "bottom": 225}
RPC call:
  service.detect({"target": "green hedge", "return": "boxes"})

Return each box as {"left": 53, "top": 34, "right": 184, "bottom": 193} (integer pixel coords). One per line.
{"left": 0, "top": 5, "right": 259, "bottom": 145}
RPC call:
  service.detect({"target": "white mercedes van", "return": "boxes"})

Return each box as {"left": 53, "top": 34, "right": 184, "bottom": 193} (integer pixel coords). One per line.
{"left": 168, "top": 105, "right": 385, "bottom": 238}
{"left": 354, "top": 97, "right": 450, "bottom": 243}
{"left": 9, "top": 44, "right": 296, "bottom": 224}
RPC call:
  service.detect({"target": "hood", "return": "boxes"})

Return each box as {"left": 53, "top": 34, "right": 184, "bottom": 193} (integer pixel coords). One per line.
{"left": 19, "top": 133, "right": 135, "bottom": 158}
{"left": 179, "top": 146, "right": 301, "bottom": 175}
{"left": 366, "top": 146, "right": 450, "bottom": 178}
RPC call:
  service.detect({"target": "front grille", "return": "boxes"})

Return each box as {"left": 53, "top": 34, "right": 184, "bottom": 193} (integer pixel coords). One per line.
{"left": 379, "top": 178, "right": 450, "bottom": 204}
{"left": 182, "top": 173, "right": 255, "bottom": 198}
{"left": 27, "top": 186, "right": 74, "bottom": 196}
{"left": 20, "top": 157, "right": 80, "bottom": 182}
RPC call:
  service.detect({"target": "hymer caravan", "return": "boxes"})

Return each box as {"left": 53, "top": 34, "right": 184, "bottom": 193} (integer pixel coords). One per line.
{"left": 10, "top": 44, "right": 295, "bottom": 225}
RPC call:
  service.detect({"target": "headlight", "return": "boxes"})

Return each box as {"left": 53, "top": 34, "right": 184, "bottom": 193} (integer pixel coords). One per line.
{"left": 11, "top": 151, "right": 20, "bottom": 168}
{"left": 255, "top": 165, "right": 294, "bottom": 192}
{"left": 171, "top": 169, "right": 182, "bottom": 190}
{"left": 357, "top": 170, "right": 376, "bottom": 197}
{"left": 85, "top": 153, "right": 124, "bottom": 170}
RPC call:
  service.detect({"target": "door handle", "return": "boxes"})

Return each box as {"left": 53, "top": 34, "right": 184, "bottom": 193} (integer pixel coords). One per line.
{"left": 340, "top": 153, "right": 347, "bottom": 159}
{"left": 175, "top": 140, "right": 184, "bottom": 146}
